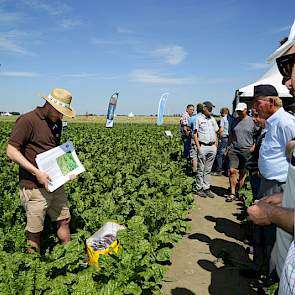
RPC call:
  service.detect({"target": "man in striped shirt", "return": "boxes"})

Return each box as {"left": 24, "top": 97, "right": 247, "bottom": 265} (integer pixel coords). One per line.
{"left": 180, "top": 104, "right": 195, "bottom": 160}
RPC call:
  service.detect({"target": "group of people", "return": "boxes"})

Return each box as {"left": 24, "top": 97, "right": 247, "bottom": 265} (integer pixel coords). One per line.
{"left": 5, "top": 19, "right": 295, "bottom": 294}
{"left": 180, "top": 33, "right": 295, "bottom": 293}
{"left": 180, "top": 99, "right": 257, "bottom": 201}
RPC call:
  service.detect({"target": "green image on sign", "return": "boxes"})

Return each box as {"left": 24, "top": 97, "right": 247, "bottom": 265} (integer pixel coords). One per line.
{"left": 56, "top": 152, "right": 78, "bottom": 176}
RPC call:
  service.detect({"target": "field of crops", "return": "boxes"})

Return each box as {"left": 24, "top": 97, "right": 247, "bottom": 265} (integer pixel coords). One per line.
{"left": 0, "top": 122, "right": 194, "bottom": 294}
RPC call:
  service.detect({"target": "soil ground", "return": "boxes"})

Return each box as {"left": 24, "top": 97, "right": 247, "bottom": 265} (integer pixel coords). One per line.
{"left": 162, "top": 175, "right": 258, "bottom": 295}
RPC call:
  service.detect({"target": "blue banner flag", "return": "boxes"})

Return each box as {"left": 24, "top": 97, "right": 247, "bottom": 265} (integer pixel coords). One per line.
{"left": 106, "top": 92, "right": 119, "bottom": 128}
{"left": 156, "top": 93, "right": 169, "bottom": 126}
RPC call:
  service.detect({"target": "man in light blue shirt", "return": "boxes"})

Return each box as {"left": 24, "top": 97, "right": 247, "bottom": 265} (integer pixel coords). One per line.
{"left": 247, "top": 33, "right": 295, "bottom": 285}
{"left": 258, "top": 106, "right": 295, "bottom": 182}
{"left": 255, "top": 86, "right": 295, "bottom": 183}
{"left": 252, "top": 84, "right": 295, "bottom": 279}
{"left": 212, "top": 107, "right": 231, "bottom": 176}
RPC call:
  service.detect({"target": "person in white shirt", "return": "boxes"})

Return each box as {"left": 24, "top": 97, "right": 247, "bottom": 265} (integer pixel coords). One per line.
{"left": 193, "top": 101, "right": 219, "bottom": 198}
{"left": 256, "top": 85, "right": 295, "bottom": 185}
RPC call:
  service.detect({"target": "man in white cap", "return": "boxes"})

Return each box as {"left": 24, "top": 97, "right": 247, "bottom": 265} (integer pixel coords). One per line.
{"left": 7, "top": 88, "right": 76, "bottom": 252}
{"left": 226, "top": 102, "right": 256, "bottom": 202}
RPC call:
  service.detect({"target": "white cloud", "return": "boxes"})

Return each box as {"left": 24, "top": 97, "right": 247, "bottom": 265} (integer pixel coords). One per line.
{"left": 129, "top": 70, "right": 194, "bottom": 85}
{"left": 0, "top": 71, "right": 39, "bottom": 77}
{"left": 202, "top": 77, "right": 239, "bottom": 84}
{"left": 91, "top": 37, "right": 120, "bottom": 46}
{"left": 0, "top": 9, "right": 24, "bottom": 25}
{"left": 244, "top": 62, "right": 269, "bottom": 70}
{"left": 22, "top": 0, "right": 71, "bottom": 16}
{"left": 152, "top": 45, "right": 187, "bottom": 65}
{"left": 0, "top": 35, "right": 33, "bottom": 55}
{"left": 23, "top": 0, "right": 80, "bottom": 30}
{"left": 60, "top": 19, "right": 81, "bottom": 29}
{"left": 270, "top": 25, "right": 291, "bottom": 34}
{"left": 60, "top": 73, "right": 119, "bottom": 80}
{"left": 117, "top": 26, "right": 134, "bottom": 34}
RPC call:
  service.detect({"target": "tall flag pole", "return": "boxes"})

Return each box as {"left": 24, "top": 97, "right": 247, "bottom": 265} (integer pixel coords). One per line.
{"left": 106, "top": 92, "right": 119, "bottom": 128}
{"left": 156, "top": 92, "right": 169, "bottom": 126}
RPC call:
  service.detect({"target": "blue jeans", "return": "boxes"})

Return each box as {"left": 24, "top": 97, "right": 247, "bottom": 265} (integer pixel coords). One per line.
{"left": 249, "top": 174, "right": 261, "bottom": 200}
{"left": 216, "top": 137, "right": 228, "bottom": 172}
{"left": 182, "top": 137, "right": 191, "bottom": 159}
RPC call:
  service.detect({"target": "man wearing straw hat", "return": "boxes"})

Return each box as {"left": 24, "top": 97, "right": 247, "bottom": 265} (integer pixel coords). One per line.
{"left": 7, "top": 88, "right": 76, "bottom": 252}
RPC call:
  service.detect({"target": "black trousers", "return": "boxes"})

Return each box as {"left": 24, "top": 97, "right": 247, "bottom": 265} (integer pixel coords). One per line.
{"left": 253, "top": 176, "right": 286, "bottom": 274}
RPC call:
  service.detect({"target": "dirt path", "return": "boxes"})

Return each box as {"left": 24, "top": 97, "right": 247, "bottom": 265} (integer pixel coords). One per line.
{"left": 162, "top": 175, "right": 257, "bottom": 295}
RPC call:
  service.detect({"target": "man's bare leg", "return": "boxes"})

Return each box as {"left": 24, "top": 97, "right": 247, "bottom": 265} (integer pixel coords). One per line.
{"left": 57, "top": 218, "right": 71, "bottom": 244}
{"left": 27, "top": 231, "right": 41, "bottom": 252}
{"left": 238, "top": 170, "right": 247, "bottom": 190}
{"left": 229, "top": 168, "right": 238, "bottom": 195}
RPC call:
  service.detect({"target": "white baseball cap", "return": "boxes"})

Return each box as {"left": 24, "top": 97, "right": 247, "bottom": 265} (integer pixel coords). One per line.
{"left": 235, "top": 102, "right": 247, "bottom": 112}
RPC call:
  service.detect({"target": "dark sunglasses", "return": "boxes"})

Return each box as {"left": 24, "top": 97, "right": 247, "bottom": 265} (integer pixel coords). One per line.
{"left": 276, "top": 53, "right": 295, "bottom": 80}
{"left": 205, "top": 106, "right": 212, "bottom": 111}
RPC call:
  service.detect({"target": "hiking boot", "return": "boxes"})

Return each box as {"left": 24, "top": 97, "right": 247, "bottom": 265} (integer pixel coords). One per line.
{"left": 196, "top": 189, "right": 207, "bottom": 198}
{"left": 204, "top": 189, "right": 216, "bottom": 198}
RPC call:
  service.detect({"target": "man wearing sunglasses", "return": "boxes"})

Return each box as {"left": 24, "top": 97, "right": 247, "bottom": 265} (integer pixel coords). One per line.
{"left": 248, "top": 27, "right": 295, "bottom": 293}
{"left": 277, "top": 52, "right": 295, "bottom": 96}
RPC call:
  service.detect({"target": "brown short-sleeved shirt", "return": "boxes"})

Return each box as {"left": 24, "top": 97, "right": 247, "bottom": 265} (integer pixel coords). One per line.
{"left": 8, "top": 107, "right": 62, "bottom": 189}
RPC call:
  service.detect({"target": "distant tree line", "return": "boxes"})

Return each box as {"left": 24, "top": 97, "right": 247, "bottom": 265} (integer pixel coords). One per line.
{"left": 0, "top": 111, "right": 20, "bottom": 115}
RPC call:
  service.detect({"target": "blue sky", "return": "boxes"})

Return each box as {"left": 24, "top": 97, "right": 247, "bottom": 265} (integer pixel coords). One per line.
{"left": 0, "top": 0, "right": 294, "bottom": 115}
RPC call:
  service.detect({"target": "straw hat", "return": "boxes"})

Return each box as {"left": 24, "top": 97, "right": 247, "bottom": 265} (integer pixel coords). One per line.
{"left": 42, "top": 88, "right": 76, "bottom": 118}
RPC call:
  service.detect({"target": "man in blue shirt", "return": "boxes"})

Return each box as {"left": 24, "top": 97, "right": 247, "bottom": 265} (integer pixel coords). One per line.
{"left": 212, "top": 107, "right": 231, "bottom": 176}
{"left": 247, "top": 84, "right": 295, "bottom": 279}
{"left": 247, "top": 26, "right": 295, "bottom": 288}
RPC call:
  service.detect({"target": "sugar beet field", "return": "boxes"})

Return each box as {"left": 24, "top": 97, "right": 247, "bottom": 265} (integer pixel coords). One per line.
{"left": 0, "top": 122, "right": 194, "bottom": 294}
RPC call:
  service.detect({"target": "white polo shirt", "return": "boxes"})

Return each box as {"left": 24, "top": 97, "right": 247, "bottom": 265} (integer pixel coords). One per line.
{"left": 194, "top": 113, "right": 219, "bottom": 144}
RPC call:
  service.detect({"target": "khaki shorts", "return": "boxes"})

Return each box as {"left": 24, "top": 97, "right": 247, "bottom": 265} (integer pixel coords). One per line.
{"left": 228, "top": 148, "right": 252, "bottom": 171}
{"left": 19, "top": 186, "right": 71, "bottom": 233}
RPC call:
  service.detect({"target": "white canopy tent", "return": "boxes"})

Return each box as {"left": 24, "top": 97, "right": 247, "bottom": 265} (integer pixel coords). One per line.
{"left": 233, "top": 64, "right": 293, "bottom": 110}
{"left": 239, "top": 64, "right": 292, "bottom": 98}
{"left": 127, "top": 112, "right": 135, "bottom": 118}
